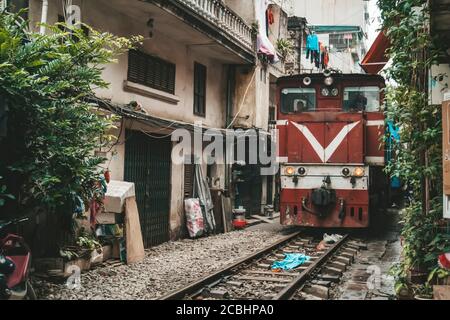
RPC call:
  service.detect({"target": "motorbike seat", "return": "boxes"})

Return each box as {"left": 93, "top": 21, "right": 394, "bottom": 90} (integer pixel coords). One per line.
{"left": 6, "top": 255, "right": 29, "bottom": 288}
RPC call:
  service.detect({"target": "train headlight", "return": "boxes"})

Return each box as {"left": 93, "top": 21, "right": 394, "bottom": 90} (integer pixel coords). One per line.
{"left": 342, "top": 168, "right": 350, "bottom": 177}
{"left": 285, "top": 166, "right": 295, "bottom": 176}
{"left": 324, "top": 77, "right": 334, "bottom": 86}
{"left": 331, "top": 88, "right": 339, "bottom": 96}
{"left": 353, "top": 167, "right": 365, "bottom": 177}
{"left": 298, "top": 167, "right": 306, "bottom": 176}
{"left": 321, "top": 88, "right": 330, "bottom": 96}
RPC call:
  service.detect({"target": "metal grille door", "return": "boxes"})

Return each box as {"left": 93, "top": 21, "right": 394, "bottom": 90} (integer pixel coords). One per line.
{"left": 124, "top": 130, "right": 171, "bottom": 247}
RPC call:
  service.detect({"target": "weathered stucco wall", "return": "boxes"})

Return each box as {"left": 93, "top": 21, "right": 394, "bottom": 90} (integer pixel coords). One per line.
{"left": 29, "top": 0, "right": 228, "bottom": 129}
{"left": 224, "top": 0, "right": 256, "bottom": 24}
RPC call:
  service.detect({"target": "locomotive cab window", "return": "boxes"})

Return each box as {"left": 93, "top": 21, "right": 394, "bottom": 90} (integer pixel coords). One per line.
{"left": 281, "top": 88, "right": 316, "bottom": 113}
{"left": 343, "top": 86, "right": 380, "bottom": 112}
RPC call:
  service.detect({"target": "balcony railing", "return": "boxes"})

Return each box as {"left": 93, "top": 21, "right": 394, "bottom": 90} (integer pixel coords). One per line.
{"left": 178, "top": 0, "right": 254, "bottom": 51}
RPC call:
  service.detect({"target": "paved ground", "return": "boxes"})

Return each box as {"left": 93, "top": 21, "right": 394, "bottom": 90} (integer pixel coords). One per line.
{"left": 336, "top": 209, "right": 402, "bottom": 300}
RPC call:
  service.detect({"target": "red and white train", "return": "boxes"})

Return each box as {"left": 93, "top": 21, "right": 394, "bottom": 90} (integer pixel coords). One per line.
{"left": 276, "top": 71, "right": 386, "bottom": 228}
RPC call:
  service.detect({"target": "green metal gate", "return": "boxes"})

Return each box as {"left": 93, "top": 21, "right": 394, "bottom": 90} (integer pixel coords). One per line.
{"left": 124, "top": 130, "right": 171, "bottom": 247}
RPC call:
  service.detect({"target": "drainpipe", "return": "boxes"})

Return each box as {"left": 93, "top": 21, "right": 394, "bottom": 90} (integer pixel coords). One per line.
{"left": 39, "top": 0, "right": 49, "bottom": 35}
{"left": 224, "top": 65, "right": 236, "bottom": 194}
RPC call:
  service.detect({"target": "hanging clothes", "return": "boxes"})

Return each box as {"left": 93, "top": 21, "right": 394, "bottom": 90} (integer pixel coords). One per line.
{"left": 323, "top": 48, "right": 330, "bottom": 68}
{"left": 306, "top": 33, "right": 320, "bottom": 68}
{"left": 256, "top": 0, "right": 279, "bottom": 62}
{"left": 314, "top": 50, "right": 320, "bottom": 68}
{"left": 318, "top": 41, "right": 324, "bottom": 68}
{"left": 321, "top": 44, "right": 330, "bottom": 69}
{"left": 267, "top": 7, "right": 275, "bottom": 25}
{"left": 306, "top": 33, "right": 319, "bottom": 52}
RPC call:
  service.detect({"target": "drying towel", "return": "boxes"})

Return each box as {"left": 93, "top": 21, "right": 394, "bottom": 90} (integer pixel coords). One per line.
{"left": 271, "top": 253, "right": 310, "bottom": 271}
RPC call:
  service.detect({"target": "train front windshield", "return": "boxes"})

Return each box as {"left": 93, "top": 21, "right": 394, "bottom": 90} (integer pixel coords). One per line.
{"left": 280, "top": 85, "right": 381, "bottom": 113}
{"left": 343, "top": 86, "right": 380, "bottom": 112}
{"left": 281, "top": 88, "right": 316, "bottom": 113}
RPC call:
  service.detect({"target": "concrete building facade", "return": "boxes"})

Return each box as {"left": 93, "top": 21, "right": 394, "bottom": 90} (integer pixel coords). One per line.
{"left": 24, "top": 0, "right": 288, "bottom": 245}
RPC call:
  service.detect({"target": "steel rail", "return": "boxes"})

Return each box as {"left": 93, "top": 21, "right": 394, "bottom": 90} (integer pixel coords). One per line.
{"left": 159, "top": 231, "right": 302, "bottom": 300}
{"left": 273, "top": 234, "right": 349, "bottom": 300}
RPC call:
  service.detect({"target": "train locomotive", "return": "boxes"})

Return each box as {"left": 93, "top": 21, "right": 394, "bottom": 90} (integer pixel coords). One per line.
{"left": 276, "top": 71, "right": 387, "bottom": 228}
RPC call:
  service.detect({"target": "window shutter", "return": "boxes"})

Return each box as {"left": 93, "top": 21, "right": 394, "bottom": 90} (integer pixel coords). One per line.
{"left": 128, "top": 50, "right": 176, "bottom": 94}
{"left": 193, "top": 62, "right": 207, "bottom": 116}
{"left": 184, "top": 163, "right": 194, "bottom": 198}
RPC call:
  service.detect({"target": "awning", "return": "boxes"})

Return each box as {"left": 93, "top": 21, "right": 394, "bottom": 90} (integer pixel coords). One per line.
{"left": 309, "top": 25, "right": 364, "bottom": 41}
{"left": 310, "top": 25, "right": 361, "bottom": 33}
{"left": 361, "top": 31, "right": 390, "bottom": 74}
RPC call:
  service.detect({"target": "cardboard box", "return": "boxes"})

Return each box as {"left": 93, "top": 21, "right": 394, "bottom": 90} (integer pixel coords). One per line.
{"left": 90, "top": 249, "right": 104, "bottom": 266}
{"left": 433, "top": 285, "right": 450, "bottom": 300}
{"left": 102, "top": 245, "right": 112, "bottom": 262}
{"left": 96, "top": 212, "right": 124, "bottom": 225}
{"left": 111, "top": 238, "right": 122, "bottom": 259}
{"left": 104, "top": 181, "right": 135, "bottom": 213}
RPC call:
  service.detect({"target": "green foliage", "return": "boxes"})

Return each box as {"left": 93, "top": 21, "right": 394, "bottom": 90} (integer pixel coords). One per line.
{"left": 276, "top": 38, "right": 293, "bottom": 58}
{"left": 251, "top": 22, "right": 259, "bottom": 36}
{"left": 378, "top": 0, "right": 449, "bottom": 293}
{"left": 76, "top": 233, "right": 101, "bottom": 251}
{"left": 0, "top": 12, "right": 138, "bottom": 224}
{"left": 0, "top": 176, "right": 14, "bottom": 207}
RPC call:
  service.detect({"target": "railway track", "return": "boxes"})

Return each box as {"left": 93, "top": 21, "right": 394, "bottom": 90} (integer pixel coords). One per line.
{"left": 160, "top": 232, "right": 365, "bottom": 300}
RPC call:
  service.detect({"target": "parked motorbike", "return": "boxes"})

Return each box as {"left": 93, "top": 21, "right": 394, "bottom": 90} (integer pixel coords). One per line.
{"left": 0, "top": 217, "right": 36, "bottom": 300}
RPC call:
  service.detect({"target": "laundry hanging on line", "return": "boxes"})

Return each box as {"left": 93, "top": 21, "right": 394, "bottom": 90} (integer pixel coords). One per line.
{"left": 305, "top": 33, "right": 331, "bottom": 70}
{"left": 256, "top": 0, "right": 279, "bottom": 62}
{"left": 306, "top": 33, "right": 319, "bottom": 52}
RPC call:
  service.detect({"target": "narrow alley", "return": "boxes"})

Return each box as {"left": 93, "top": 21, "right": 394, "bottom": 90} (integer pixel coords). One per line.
{"left": 0, "top": 0, "right": 449, "bottom": 308}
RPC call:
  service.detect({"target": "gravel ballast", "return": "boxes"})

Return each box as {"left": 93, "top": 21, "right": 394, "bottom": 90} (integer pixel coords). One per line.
{"left": 32, "top": 228, "right": 291, "bottom": 300}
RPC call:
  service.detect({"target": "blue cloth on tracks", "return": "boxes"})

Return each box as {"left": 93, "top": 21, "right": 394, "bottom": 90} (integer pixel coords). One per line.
{"left": 271, "top": 253, "right": 310, "bottom": 271}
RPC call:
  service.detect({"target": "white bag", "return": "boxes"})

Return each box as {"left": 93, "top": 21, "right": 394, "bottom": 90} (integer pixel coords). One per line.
{"left": 184, "top": 198, "right": 205, "bottom": 238}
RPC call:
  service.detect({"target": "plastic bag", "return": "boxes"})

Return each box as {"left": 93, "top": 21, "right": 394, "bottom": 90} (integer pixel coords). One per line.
{"left": 184, "top": 198, "right": 205, "bottom": 238}
{"left": 323, "top": 233, "right": 343, "bottom": 244}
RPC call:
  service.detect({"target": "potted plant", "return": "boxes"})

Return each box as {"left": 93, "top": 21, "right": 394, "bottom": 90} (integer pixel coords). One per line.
{"left": 76, "top": 233, "right": 103, "bottom": 266}
{"left": 413, "top": 284, "right": 433, "bottom": 300}
{"left": 276, "top": 38, "right": 293, "bottom": 60}
{"left": 59, "top": 232, "right": 103, "bottom": 276}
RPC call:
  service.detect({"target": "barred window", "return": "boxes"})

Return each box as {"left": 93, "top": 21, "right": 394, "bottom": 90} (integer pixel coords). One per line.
{"left": 128, "top": 50, "right": 176, "bottom": 95}
{"left": 329, "top": 33, "right": 357, "bottom": 51}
